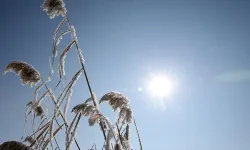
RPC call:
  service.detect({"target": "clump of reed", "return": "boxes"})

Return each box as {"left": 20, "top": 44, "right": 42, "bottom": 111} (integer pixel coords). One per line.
{"left": 1, "top": 0, "right": 143, "bottom": 150}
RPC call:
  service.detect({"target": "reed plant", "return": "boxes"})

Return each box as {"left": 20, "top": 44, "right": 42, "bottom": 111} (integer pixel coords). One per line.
{"left": 1, "top": 0, "right": 143, "bottom": 150}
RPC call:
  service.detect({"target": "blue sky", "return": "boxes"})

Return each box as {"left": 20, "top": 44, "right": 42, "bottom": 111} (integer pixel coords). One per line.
{"left": 0, "top": 0, "right": 250, "bottom": 149}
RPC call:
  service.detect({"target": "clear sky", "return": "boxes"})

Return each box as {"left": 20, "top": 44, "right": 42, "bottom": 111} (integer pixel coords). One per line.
{"left": 0, "top": 0, "right": 250, "bottom": 149}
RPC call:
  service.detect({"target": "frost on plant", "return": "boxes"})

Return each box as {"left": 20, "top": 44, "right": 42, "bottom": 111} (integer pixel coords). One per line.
{"left": 4, "top": 61, "right": 41, "bottom": 87}
{"left": 58, "top": 40, "right": 75, "bottom": 77}
{"left": 77, "top": 48, "right": 85, "bottom": 65}
{"left": 118, "top": 106, "right": 133, "bottom": 124}
{"left": 42, "top": 0, "right": 67, "bottom": 19}
{"left": 63, "top": 88, "right": 72, "bottom": 118}
{"left": 105, "top": 129, "right": 116, "bottom": 150}
{"left": 84, "top": 95, "right": 96, "bottom": 104}
{"left": 101, "top": 116, "right": 117, "bottom": 137}
{"left": 70, "top": 26, "right": 78, "bottom": 43}
{"left": 114, "top": 143, "right": 124, "bottom": 150}
{"left": 56, "top": 30, "right": 71, "bottom": 46}
{"left": 99, "top": 92, "right": 129, "bottom": 111}
{"left": 27, "top": 100, "right": 45, "bottom": 119}
{"left": 88, "top": 114, "right": 101, "bottom": 126}
{"left": 72, "top": 103, "right": 98, "bottom": 116}
{"left": 2, "top": 0, "right": 143, "bottom": 149}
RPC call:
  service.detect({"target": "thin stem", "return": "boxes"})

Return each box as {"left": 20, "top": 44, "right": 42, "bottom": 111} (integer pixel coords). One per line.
{"left": 42, "top": 123, "right": 64, "bottom": 150}
{"left": 66, "top": 112, "right": 79, "bottom": 147}
{"left": 30, "top": 123, "right": 49, "bottom": 147}
{"left": 54, "top": 135, "right": 61, "bottom": 150}
{"left": 24, "top": 120, "right": 50, "bottom": 142}
{"left": 65, "top": 15, "right": 107, "bottom": 141}
{"left": 42, "top": 79, "right": 80, "bottom": 150}
{"left": 68, "top": 112, "right": 79, "bottom": 135}
{"left": 66, "top": 112, "right": 81, "bottom": 150}
{"left": 116, "top": 123, "right": 124, "bottom": 146}
{"left": 133, "top": 118, "right": 143, "bottom": 150}
{"left": 55, "top": 101, "right": 82, "bottom": 150}
{"left": 32, "top": 113, "right": 36, "bottom": 136}
{"left": 119, "top": 124, "right": 124, "bottom": 134}
{"left": 91, "top": 143, "right": 96, "bottom": 149}
{"left": 39, "top": 131, "right": 48, "bottom": 149}
{"left": 121, "top": 127, "right": 126, "bottom": 135}
{"left": 52, "top": 122, "right": 63, "bottom": 150}
{"left": 35, "top": 119, "right": 47, "bottom": 150}
{"left": 75, "top": 138, "right": 81, "bottom": 150}
{"left": 50, "top": 140, "right": 54, "bottom": 150}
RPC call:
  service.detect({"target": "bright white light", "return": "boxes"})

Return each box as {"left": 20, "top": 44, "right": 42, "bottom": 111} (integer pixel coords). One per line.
{"left": 137, "top": 87, "right": 143, "bottom": 92}
{"left": 148, "top": 75, "right": 173, "bottom": 98}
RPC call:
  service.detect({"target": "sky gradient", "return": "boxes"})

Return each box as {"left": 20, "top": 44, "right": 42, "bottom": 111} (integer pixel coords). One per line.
{"left": 0, "top": 0, "right": 250, "bottom": 149}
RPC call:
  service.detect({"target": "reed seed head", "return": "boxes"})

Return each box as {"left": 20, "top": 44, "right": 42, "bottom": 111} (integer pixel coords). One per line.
{"left": 118, "top": 106, "right": 133, "bottom": 124}
{"left": 35, "top": 106, "right": 45, "bottom": 119}
{"left": 88, "top": 114, "right": 101, "bottom": 126}
{"left": 72, "top": 103, "right": 97, "bottom": 116}
{"left": 4, "top": 61, "right": 41, "bottom": 87}
{"left": 42, "top": 0, "right": 67, "bottom": 19}
{"left": 99, "top": 92, "right": 129, "bottom": 111}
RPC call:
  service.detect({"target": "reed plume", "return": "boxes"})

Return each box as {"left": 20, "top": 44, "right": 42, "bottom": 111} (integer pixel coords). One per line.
{"left": 88, "top": 114, "right": 101, "bottom": 126}
{"left": 42, "top": 0, "right": 67, "bottom": 19}
{"left": 99, "top": 92, "right": 129, "bottom": 111}
{"left": 72, "top": 103, "right": 98, "bottom": 116}
{"left": 118, "top": 106, "right": 133, "bottom": 124}
{"left": 0, "top": 141, "right": 33, "bottom": 150}
{"left": 4, "top": 61, "right": 41, "bottom": 87}
{"left": 27, "top": 100, "right": 45, "bottom": 119}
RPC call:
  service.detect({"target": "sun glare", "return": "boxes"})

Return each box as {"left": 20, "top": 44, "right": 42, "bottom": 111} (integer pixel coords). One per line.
{"left": 148, "top": 75, "right": 173, "bottom": 98}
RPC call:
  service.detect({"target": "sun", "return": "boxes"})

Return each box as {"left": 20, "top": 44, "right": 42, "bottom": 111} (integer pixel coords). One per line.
{"left": 148, "top": 74, "right": 173, "bottom": 98}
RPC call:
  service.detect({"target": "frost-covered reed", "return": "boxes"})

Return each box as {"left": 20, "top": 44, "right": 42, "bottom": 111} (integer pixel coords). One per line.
{"left": 1, "top": 0, "right": 143, "bottom": 150}
{"left": 4, "top": 61, "right": 41, "bottom": 87}
{"left": 42, "top": 0, "right": 67, "bottom": 19}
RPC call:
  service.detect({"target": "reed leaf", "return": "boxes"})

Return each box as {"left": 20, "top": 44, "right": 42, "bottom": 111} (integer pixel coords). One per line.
{"left": 58, "top": 40, "right": 75, "bottom": 78}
